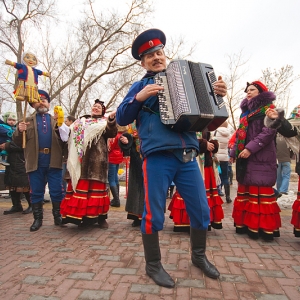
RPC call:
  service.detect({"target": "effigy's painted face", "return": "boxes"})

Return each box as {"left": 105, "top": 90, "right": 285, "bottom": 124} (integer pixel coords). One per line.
{"left": 23, "top": 53, "right": 37, "bottom": 67}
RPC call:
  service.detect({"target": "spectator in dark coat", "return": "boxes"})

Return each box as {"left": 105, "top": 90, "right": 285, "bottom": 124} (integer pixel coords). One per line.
{"left": 1, "top": 141, "right": 31, "bottom": 215}
{"left": 229, "top": 81, "right": 280, "bottom": 241}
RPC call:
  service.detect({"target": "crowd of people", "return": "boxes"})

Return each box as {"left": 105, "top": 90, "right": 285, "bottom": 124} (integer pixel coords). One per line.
{"left": 1, "top": 28, "right": 300, "bottom": 289}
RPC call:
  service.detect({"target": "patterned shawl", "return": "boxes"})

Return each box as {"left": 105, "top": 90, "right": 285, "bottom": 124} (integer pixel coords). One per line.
{"left": 67, "top": 116, "right": 107, "bottom": 190}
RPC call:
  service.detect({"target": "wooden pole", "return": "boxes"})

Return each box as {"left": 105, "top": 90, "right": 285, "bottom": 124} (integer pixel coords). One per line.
{"left": 22, "top": 100, "right": 28, "bottom": 148}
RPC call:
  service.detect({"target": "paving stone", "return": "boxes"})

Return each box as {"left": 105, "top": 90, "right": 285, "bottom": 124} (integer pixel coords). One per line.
{"left": 230, "top": 243, "right": 251, "bottom": 248}
{"left": 14, "top": 241, "right": 33, "bottom": 245}
{"left": 54, "top": 247, "right": 74, "bottom": 252}
{"left": 60, "top": 258, "right": 84, "bottom": 265}
{"left": 177, "top": 278, "right": 205, "bottom": 288}
{"left": 257, "top": 254, "right": 282, "bottom": 259}
{"left": 256, "top": 270, "right": 286, "bottom": 278}
{"left": 19, "top": 262, "right": 42, "bottom": 268}
{"left": 292, "top": 265, "right": 300, "bottom": 272}
{"left": 225, "top": 256, "right": 249, "bottom": 263}
{"left": 68, "top": 272, "right": 95, "bottom": 280}
{"left": 48, "top": 238, "right": 66, "bottom": 243}
{"left": 164, "top": 263, "right": 177, "bottom": 271}
{"left": 79, "top": 237, "right": 97, "bottom": 241}
{"left": 287, "top": 250, "right": 300, "bottom": 256}
{"left": 98, "top": 255, "right": 120, "bottom": 261}
{"left": 23, "top": 275, "right": 51, "bottom": 285}
{"left": 120, "top": 242, "right": 139, "bottom": 247}
{"left": 78, "top": 290, "right": 111, "bottom": 300}
{"left": 130, "top": 283, "right": 160, "bottom": 294}
{"left": 16, "top": 250, "right": 39, "bottom": 256}
{"left": 169, "top": 249, "right": 189, "bottom": 254}
{"left": 220, "top": 274, "right": 247, "bottom": 283}
{"left": 89, "top": 245, "right": 108, "bottom": 250}
{"left": 254, "top": 293, "right": 289, "bottom": 300}
{"left": 112, "top": 268, "right": 136, "bottom": 275}
{"left": 207, "top": 246, "right": 221, "bottom": 251}
{"left": 29, "top": 296, "right": 60, "bottom": 300}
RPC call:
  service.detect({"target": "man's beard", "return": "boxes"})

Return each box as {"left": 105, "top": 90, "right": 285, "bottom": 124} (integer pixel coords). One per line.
{"left": 37, "top": 107, "right": 49, "bottom": 114}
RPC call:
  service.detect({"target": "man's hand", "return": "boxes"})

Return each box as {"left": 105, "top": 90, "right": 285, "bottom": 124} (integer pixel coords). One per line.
{"left": 213, "top": 76, "right": 227, "bottom": 97}
{"left": 135, "top": 84, "right": 164, "bottom": 102}
{"left": 0, "top": 143, "right": 5, "bottom": 150}
{"left": 18, "top": 121, "right": 30, "bottom": 133}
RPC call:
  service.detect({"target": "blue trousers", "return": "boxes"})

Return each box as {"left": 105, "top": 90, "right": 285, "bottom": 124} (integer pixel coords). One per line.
{"left": 141, "top": 151, "right": 210, "bottom": 234}
{"left": 108, "top": 163, "right": 120, "bottom": 187}
{"left": 276, "top": 162, "right": 291, "bottom": 193}
{"left": 219, "top": 161, "right": 229, "bottom": 186}
{"left": 28, "top": 167, "right": 63, "bottom": 204}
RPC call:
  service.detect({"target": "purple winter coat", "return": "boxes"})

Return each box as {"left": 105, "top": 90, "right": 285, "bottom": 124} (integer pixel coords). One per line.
{"left": 230, "top": 91, "right": 277, "bottom": 186}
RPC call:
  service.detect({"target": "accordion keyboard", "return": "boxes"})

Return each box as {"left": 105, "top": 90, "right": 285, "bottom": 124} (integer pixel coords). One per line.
{"left": 155, "top": 75, "right": 175, "bottom": 121}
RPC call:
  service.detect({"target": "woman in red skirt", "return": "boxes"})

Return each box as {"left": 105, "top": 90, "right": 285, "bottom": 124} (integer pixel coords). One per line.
{"left": 60, "top": 99, "right": 117, "bottom": 228}
{"left": 230, "top": 81, "right": 280, "bottom": 240}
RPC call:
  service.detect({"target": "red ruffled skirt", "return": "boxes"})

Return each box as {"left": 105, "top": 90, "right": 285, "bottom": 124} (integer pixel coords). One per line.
{"left": 233, "top": 184, "right": 281, "bottom": 239}
{"left": 291, "top": 176, "right": 300, "bottom": 237}
{"left": 204, "top": 166, "right": 224, "bottom": 229}
{"left": 60, "top": 179, "right": 110, "bottom": 225}
{"left": 168, "top": 191, "right": 190, "bottom": 232}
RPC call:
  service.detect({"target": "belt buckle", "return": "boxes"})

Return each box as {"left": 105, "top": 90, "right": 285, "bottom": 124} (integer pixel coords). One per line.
{"left": 43, "top": 148, "right": 50, "bottom": 154}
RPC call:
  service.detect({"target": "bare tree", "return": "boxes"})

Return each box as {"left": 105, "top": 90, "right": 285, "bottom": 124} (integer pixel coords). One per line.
{"left": 222, "top": 50, "right": 249, "bottom": 130}
{"left": 42, "top": 0, "right": 153, "bottom": 117}
{"left": 260, "top": 65, "right": 300, "bottom": 112}
{"left": 0, "top": 0, "right": 56, "bottom": 117}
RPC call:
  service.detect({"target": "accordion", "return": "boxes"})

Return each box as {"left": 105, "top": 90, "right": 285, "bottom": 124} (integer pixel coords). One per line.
{"left": 154, "top": 59, "right": 228, "bottom": 132}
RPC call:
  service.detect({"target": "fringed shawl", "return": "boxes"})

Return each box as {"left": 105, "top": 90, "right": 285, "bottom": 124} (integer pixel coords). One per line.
{"left": 67, "top": 116, "right": 107, "bottom": 190}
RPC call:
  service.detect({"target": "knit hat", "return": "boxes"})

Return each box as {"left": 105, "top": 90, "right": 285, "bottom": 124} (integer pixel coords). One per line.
{"left": 288, "top": 104, "right": 300, "bottom": 120}
{"left": 2, "top": 111, "right": 17, "bottom": 123}
{"left": 244, "top": 81, "right": 268, "bottom": 93}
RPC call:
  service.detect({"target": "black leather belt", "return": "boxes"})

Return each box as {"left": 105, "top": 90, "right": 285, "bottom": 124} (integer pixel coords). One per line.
{"left": 39, "top": 148, "right": 51, "bottom": 154}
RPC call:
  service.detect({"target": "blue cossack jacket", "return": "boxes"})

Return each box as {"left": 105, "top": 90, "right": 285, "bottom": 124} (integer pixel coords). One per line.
{"left": 116, "top": 76, "right": 199, "bottom": 158}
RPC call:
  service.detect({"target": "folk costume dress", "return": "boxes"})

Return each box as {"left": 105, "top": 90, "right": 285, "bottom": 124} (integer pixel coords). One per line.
{"left": 168, "top": 190, "right": 190, "bottom": 232}
{"left": 60, "top": 115, "right": 117, "bottom": 226}
{"left": 199, "top": 132, "right": 224, "bottom": 230}
{"left": 230, "top": 91, "right": 281, "bottom": 240}
{"left": 122, "top": 122, "right": 145, "bottom": 225}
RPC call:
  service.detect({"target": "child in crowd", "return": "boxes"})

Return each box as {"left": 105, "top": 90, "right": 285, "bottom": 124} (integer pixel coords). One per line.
{"left": 0, "top": 112, "right": 17, "bottom": 166}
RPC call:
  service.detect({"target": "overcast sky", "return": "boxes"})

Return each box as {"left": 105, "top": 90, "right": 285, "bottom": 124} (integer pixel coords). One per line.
{"left": 59, "top": 0, "right": 300, "bottom": 113}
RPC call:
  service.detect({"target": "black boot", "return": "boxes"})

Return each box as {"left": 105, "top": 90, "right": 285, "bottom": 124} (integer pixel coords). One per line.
{"left": 52, "top": 202, "right": 62, "bottom": 225}
{"left": 190, "top": 227, "right": 220, "bottom": 279}
{"left": 142, "top": 232, "right": 175, "bottom": 288}
{"left": 22, "top": 192, "right": 32, "bottom": 214}
{"left": 110, "top": 186, "right": 120, "bottom": 207}
{"left": 224, "top": 184, "right": 232, "bottom": 203}
{"left": 30, "top": 202, "right": 43, "bottom": 232}
{"left": 3, "top": 191, "right": 23, "bottom": 215}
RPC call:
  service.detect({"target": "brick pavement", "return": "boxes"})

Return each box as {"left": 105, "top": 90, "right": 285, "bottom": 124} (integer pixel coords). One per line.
{"left": 0, "top": 182, "right": 300, "bottom": 300}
